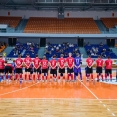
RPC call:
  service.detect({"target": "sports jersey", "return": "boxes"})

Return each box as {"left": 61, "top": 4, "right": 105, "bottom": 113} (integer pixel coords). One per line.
{"left": 74, "top": 57, "right": 82, "bottom": 68}
{"left": 0, "top": 59, "right": 5, "bottom": 69}
{"left": 15, "top": 58, "right": 23, "bottom": 68}
{"left": 41, "top": 59, "right": 48, "bottom": 69}
{"left": 74, "top": 57, "right": 82, "bottom": 73}
{"left": 86, "top": 58, "right": 94, "bottom": 67}
{"left": 33, "top": 57, "right": 41, "bottom": 69}
{"left": 66, "top": 57, "right": 74, "bottom": 68}
{"left": 50, "top": 59, "right": 57, "bottom": 69}
{"left": 58, "top": 57, "right": 66, "bottom": 69}
{"left": 96, "top": 58, "right": 103, "bottom": 67}
{"left": 24, "top": 57, "right": 32, "bottom": 68}
{"left": 105, "top": 59, "right": 113, "bottom": 69}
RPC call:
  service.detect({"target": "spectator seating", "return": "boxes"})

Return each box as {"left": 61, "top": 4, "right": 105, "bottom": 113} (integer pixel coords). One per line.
{"left": 85, "top": 44, "right": 117, "bottom": 58}
{"left": 0, "top": 16, "right": 22, "bottom": 28}
{"left": 0, "top": 42, "right": 7, "bottom": 52}
{"left": 7, "top": 43, "right": 39, "bottom": 58}
{"left": 45, "top": 43, "right": 80, "bottom": 59}
{"left": 101, "top": 18, "right": 117, "bottom": 28}
{"left": 24, "top": 17, "right": 100, "bottom": 34}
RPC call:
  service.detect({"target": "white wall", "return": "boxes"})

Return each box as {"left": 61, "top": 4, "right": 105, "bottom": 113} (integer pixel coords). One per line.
{"left": 64, "top": 11, "right": 117, "bottom": 19}
{"left": 0, "top": 10, "right": 117, "bottom": 19}
{"left": 0, "top": 10, "right": 58, "bottom": 19}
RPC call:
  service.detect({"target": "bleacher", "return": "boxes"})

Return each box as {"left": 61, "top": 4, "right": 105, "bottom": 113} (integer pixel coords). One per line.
{"left": 7, "top": 43, "right": 39, "bottom": 58}
{"left": 24, "top": 17, "right": 100, "bottom": 34}
{"left": 101, "top": 18, "right": 117, "bottom": 28}
{"left": 45, "top": 43, "right": 80, "bottom": 59}
{"left": 84, "top": 44, "right": 117, "bottom": 58}
{"left": 0, "top": 16, "right": 22, "bottom": 28}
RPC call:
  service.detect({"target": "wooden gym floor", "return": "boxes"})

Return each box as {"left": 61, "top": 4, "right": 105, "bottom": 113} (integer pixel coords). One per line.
{"left": 0, "top": 71, "right": 117, "bottom": 117}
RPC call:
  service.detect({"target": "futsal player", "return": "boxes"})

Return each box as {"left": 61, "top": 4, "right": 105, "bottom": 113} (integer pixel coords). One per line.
{"left": 49, "top": 55, "right": 57, "bottom": 82}
{"left": 41, "top": 56, "right": 48, "bottom": 82}
{"left": 58, "top": 54, "right": 66, "bottom": 82}
{"left": 33, "top": 54, "right": 41, "bottom": 83}
{"left": 23, "top": 54, "right": 33, "bottom": 82}
{"left": 15, "top": 54, "right": 23, "bottom": 83}
{"left": 105, "top": 56, "right": 113, "bottom": 81}
{"left": 0, "top": 55, "right": 5, "bottom": 82}
{"left": 66, "top": 53, "right": 74, "bottom": 82}
{"left": 86, "top": 55, "right": 94, "bottom": 81}
{"left": 74, "top": 53, "right": 82, "bottom": 81}
{"left": 96, "top": 55, "right": 104, "bottom": 82}
{"left": 4, "top": 60, "right": 14, "bottom": 83}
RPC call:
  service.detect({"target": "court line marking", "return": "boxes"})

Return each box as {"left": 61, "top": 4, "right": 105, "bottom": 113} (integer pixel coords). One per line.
{"left": 78, "top": 79, "right": 116, "bottom": 116}
{"left": 0, "top": 82, "right": 39, "bottom": 96}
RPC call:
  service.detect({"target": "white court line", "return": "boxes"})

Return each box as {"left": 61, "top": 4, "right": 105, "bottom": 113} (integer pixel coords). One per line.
{"left": 0, "top": 82, "right": 39, "bottom": 96}
{"left": 78, "top": 79, "right": 116, "bottom": 117}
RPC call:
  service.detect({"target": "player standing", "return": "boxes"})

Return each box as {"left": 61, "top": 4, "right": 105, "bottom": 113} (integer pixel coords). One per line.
{"left": 74, "top": 53, "right": 82, "bottom": 81}
{"left": 66, "top": 53, "right": 74, "bottom": 82}
{"left": 33, "top": 54, "right": 41, "bottom": 83}
{"left": 41, "top": 56, "right": 48, "bottom": 82}
{"left": 86, "top": 55, "right": 94, "bottom": 81}
{"left": 15, "top": 55, "right": 23, "bottom": 83}
{"left": 23, "top": 54, "right": 33, "bottom": 82}
{"left": 49, "top": 55, "right": 57, "bottom": 82}
{"left": 4, "top": 61, "right": 14, "bottom": 83}
{"left": 0, "top": 55, "right": 5, "bottom": 82}
{"left": 105, "top": 56, "right": 113, "bottom": 81}
{"left": 58, "top": 54, "right": 66, "bottom": 82}
{"left": 96, "top": 55, "right": 104, "bottom": 82}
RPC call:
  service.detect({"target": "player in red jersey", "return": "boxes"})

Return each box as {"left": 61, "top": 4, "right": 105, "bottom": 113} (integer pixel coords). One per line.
{"left": 58, "top": 54, "right": 66, "bottom": 82}
{"left": 33, "top": 54, "right": 41, "bottom": 82}
{"left": 49, "top": 55, "right": 57, "bottom": 82}
{"left": 86, "top": 55, "right": 94, "bottom": 81}
{"left": 66, "top": 53, "right": 74, "bottom": 81}
{"left": 41, "top": 56, "right": 48, "bottom": 82}
{"left": 4, "top": 60, "right": 14, "bottom": 83}
{"left": 105, "top": 56, "right": 113, "bottom": 81}
{"left": 23, "top": 54, "right": 33, "bottom": 81}
{"left": 15, "top": 54, "right": 23, "bottom": 83}
{"left": 0, "top": 55, "right": 5, "bottom": 82}
{"left": 96, "top": 56, "right": 104, "bottom": 82}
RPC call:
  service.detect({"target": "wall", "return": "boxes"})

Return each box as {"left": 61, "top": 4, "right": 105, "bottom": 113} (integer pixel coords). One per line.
{"left": 64, "top": 11, "right": 117, "bottom": 19}
{"left": 17, "top": 37, "right": 40, "bottom": 43}
{"left": 84, "top": 38, "right": 107, "bottom": 44}
{"left": 0, "top": 10, "right": 117, "bottom": 19}
{"left": 0, "top": 37, "right": 8, "bottom": 43}
{"left": 46, "top": 37, "right": 77, "bottom": 44}
{"left": 0, "top": 10, "right": 57, "bottom": 19}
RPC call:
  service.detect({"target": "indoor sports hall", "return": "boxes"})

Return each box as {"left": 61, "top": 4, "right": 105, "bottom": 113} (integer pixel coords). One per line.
{"left": 0, "top": 0, "right": 117, "bottom": 117}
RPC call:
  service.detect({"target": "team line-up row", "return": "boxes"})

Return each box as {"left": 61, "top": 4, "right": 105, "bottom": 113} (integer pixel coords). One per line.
{"left": 0, "top": 53, "right": 114, "bottom": 83}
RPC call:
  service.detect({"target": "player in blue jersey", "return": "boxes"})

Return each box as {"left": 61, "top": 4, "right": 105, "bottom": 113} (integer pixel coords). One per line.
{"left": 74, "top": 53, "right": 82, "bottom": 81}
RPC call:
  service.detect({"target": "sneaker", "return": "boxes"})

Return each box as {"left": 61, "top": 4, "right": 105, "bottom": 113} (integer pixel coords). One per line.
{"left": 97, "top": 79, "right": 99, "bottom": 82}
{"left": 110, "top": 79, "right": 112, "bottom": 82}
{"left": 80, "top": 80, "right": 83, "bottom": 82}
{"left": 86, "top": 79, "right": 89, "bottom": 81}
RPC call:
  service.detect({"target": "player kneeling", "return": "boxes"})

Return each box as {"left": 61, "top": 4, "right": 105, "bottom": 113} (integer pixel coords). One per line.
{"left": 86, "top": 55, "right": 94, "bottom": 81}
{"left": 66, "top": 53, "right": 74, "bottom": 82}
{"left": 33, "top": 54, "right": 41, "bottom": 83}
{"left": 74, "top": 53, "right": 82, "bottom": 82}
{"left": 49, "top": 55, "right": 57, "bottom": 82}
{"left": 58, "top": 54, "right": 66, "bottom": 82}
{"left": 96, "top": 55, "right": 104, "bottom": 82}
{"left": 4, "top": 61, "right": 14, "bottom": 83}
{"left": 105, "top": 56, "right": 113, "bottom": 82}
{"left": 41, "top": 56, "right": 48, "bottom": 82}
